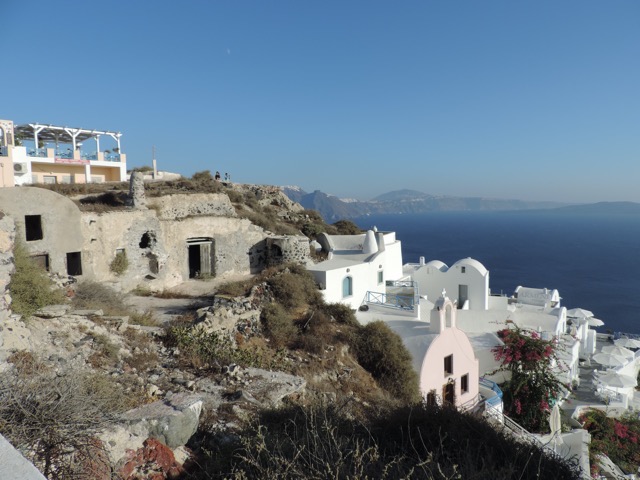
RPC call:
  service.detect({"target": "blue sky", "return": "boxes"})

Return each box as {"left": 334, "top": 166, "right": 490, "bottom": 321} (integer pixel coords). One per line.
{"left": 2, "top": 1, "right": 638, "bottom": 203}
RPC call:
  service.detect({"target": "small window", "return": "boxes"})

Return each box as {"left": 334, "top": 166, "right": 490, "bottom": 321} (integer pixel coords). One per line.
{"left": 43, "top": 175, "right": 57, "bottom": 184}
{"left": 342, "top": 276, "right": 353, "bottom": 298}
{"left": 377, "top": 271, "right": 383, "bottom": 284}
{"left": 25, "top": 215, "right": 43, "bottom": 241}
{"left": 461, "top": 266, "right": 466, "bottom": 273}
{"left": 444, "top": 354, "right": 453, "bottom": 376}
{"left": 31, "top": 254, "right": 50, "bottom": 271}
{"left": 461, "top": 374, "right": 469, "bottom": 393}
{"left": 66, "top": 251, "right": 83, "bottom": 276}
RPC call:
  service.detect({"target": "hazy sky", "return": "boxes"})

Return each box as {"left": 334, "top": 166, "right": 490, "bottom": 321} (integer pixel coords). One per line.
{"left": 2, "top": 1, "right": 638, "bottom": 202}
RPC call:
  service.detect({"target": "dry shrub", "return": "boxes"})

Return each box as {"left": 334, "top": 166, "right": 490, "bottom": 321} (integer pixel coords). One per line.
{"left": 266, "top": 265, "right": 322, "bottom": 310}
{"left": 321, "top": 302, "right": 358, "bottom": 326}
{"left": 183, "top": 403, "right": 581, "bottom": 480}
{"left": 72, "top": 281, "right": 128, "bottom": 315}
{"left": 129, "top": 310, "right": 158, "bottom": 326}
{"left": 7, "top": 350, "right": 49, "bottom": 376}
{"left": 0, "top": 368, "right": 134, "bottom": 479}
{"left": 261, "top": 302, "right": 297, "bottom": 349}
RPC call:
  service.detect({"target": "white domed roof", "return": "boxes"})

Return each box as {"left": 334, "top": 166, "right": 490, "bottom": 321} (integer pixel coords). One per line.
{"left": 424, "top": 260, "right": 448, "bottom": 272}
{"left": 451, "top": 257, "right": 488, "bottom": 276}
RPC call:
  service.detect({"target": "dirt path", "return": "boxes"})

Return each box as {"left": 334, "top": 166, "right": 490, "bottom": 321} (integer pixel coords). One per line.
{"left": 124, "top": 273, "right": 255, "bottom": 324}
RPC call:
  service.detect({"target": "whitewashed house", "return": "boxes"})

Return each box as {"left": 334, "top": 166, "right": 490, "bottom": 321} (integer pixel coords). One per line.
{"left": 307, "top": 229, "right": 403, "bottom": 310}
{"left": 405, "top": 257, "right": 490, "bottom": 310}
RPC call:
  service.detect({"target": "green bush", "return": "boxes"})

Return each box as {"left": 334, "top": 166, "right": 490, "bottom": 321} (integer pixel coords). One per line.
{"left": 8, "top": 242, "right": 65, "bottom": 317}
{"left": 261, "top": 302, "right": 297, "bottom": 348}
{"left": 109, "top": 250, "right": 128, "bottom": 276}
{"left": 351, "top": 321, "right": 421, "bottom": 404}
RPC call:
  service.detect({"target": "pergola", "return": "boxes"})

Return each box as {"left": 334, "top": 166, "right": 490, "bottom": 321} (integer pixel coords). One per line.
{"left": 14, "top": 123, "right": 122, "bottom": 153}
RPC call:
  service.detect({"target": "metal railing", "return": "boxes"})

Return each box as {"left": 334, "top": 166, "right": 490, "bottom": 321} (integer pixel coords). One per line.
{"left": 27, "top": 148, "right": 47, "bottom": 157}
{"left": 104, "top": 153, "right": 121, "bottom": 162}
{"left": 365, "top": 291, "right": 415, "bottom": 310}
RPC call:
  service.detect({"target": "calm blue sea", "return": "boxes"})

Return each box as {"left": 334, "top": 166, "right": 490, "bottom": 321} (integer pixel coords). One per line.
{"left": 354, "top": 211, "right": 640, "bottom": 334}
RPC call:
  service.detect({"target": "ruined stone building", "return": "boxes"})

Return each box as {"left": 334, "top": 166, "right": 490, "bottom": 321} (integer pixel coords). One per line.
{"left": 0, "top": 182, "right": 311, "bottom": 292}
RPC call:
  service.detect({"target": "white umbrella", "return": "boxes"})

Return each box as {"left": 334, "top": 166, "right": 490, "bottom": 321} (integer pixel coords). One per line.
{"left": 588, "top": 317, "right": 605, "bottom": 327}
{"left": 615, "top": 338, "right": 640, "bottom": 349}
{"left": 597, "top": 372, "right": 638, "bottom": 389}
{"left": 592, "top": 352, "right": 629, "bottom": 368}
{"left": 549, "top": 403, "right": 563, "bottom": 449}
{"left": 566, "top": 308, "right": 594, "bottom": 319}
{"left": 601, "top": 345, "right": 635, "bottom": 358}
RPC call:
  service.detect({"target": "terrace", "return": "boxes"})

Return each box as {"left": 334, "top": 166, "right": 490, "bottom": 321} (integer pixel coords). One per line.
{"left": 15, "top": 123, "right": 125, "bottom": 164}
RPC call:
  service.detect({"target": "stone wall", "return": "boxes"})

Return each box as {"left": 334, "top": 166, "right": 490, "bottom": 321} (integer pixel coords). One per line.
{"left": 149, "top": 194, "right": 236, "bottom": 220}
{"left": 0, "top": 212, "right": 15, "bottom": 321}
{"left": 266, "top": 236, "right": 311, "bottom": 267}
{"left": 0, "top": 187, "right": 84, "bottom": 276}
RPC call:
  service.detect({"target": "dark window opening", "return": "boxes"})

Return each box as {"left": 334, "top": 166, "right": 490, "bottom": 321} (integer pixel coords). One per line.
{"left": 31, "top": 254, "right": 50, "bottom": 271}
{"left": 66, "top": 251, "right": 83, "bottom": 276}
{"left": 139, "top": 232, "right": 153, "bottom": 248}
{"left": 461, "top": 374, "right": 469, "bottom": 394}
{"left": 443, "top": 381, "right": 455, "bottom": 405}
{"left": 444, "top": 354, "right": 453, "bottom": 376}
{"left": 25, "top": 215, "right": 43, "bottom": 241}
{"left": 461, "top": 266, "right": 466, "bottom": 273}
{"left": 426, "top": 391, "right": 437, "bottom": 407}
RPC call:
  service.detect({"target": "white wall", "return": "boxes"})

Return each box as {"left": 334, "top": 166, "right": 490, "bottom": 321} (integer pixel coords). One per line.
{"left": 411, "top": 261, "right": 489, "bottom": 310}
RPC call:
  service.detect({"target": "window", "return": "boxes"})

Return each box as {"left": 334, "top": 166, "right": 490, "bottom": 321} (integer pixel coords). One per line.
{"left": 444, "top": 354, "right": 453, "bottom": 376}
{"left": 342, "top": 276, "right": 353, "bottom": 298}
{"left": 377, "top": 271, "right": 383, "bottom": 284}
{"left": 461, "top": 266, "right": 466, "bottom": 273}
{"left": 66, "top": 251, "right": 83, "bottom": 276}
{"left": 43, "top": 175, "right": 57, "bottom": 184}
{"left": 25, "top": 215, "right": 43, "bottom": 241}
{"left": 461, "top": 374, "right": 469, "bottom": 393}
{"left": 31, "top": 254, "right": 50, "bottom": 271}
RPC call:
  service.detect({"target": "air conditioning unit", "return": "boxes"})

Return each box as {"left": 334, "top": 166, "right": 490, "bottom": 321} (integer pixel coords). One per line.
{"left": 13, "top": 163, "right": 28, "bottom": 174}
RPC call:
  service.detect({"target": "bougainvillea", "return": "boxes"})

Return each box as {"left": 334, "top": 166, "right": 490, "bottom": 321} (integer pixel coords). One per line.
{"left": 491, "top": 326, "right": 566, "bottom": 432}
{"left": 579, "top": 408, "right": 640, "bottom": 475}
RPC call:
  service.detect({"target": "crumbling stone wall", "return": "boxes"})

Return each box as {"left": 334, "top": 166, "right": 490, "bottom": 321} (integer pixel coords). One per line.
{"left": 266, "top": 236, "right": 311, "bottom": 267}
{"left": 81, "top": 210, "right": 168, "bottom": 290}
{"left": 149, "top": 194, "right": 235, "bottom": 220}
{"left": 0, "top": 212, "right": 15, "bottom": 321}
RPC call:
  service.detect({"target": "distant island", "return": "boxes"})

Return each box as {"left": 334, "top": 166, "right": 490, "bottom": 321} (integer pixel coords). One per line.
{"left": 282, "top": 187, "right": 566, "bottom": 221}
{"left": 282, "top": 188, "right": 640, "bottom": 222}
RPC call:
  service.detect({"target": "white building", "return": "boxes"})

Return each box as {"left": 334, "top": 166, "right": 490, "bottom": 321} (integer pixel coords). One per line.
{"left": 307, "top": 229, "right": 403, "bottom": 310}
{"left": 0, "top": 119, "right": 127, "bottom": 187}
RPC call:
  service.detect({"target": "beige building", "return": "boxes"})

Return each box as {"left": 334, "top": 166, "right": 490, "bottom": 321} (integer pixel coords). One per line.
{"left": 0, "top": 119, "right": 126, "bottom": 187}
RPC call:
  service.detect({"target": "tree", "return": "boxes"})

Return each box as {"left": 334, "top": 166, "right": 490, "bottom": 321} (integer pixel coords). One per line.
{"left": 491, "top": 326, "right": 567, "bottom": 432}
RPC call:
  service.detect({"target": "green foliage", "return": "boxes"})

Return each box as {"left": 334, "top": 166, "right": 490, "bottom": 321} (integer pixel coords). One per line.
{"left": 300, "top": 221, "right": 325, "bottom": 239}
{"left": 109, "top": 250, "right": 128, "bottom": 276}
{"left": 261, "top": 302, "right": 297, "bottom": 348}
{"left": 8, "top": 242, "right": 65, "bottom": 317}
{"left": 351, "top": 321, "right": 421, "bottom": 404}
{"left": 492, "top": 326, "right": 566, "bottom": 432}
{"left": 580, "top": 408, "right": 640, "bottom": 475}
{"left": 184, "top": 403, "right": 581, "bottom": 480}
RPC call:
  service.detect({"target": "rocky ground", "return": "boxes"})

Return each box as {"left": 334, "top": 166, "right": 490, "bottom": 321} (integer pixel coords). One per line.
{"left": 0, "top": 273, "right": 386, "bottom": 479}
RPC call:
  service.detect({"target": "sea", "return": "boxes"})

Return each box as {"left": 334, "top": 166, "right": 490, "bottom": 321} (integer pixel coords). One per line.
{"left": 354, "top": 211, "right": 640, "bottom": 335}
